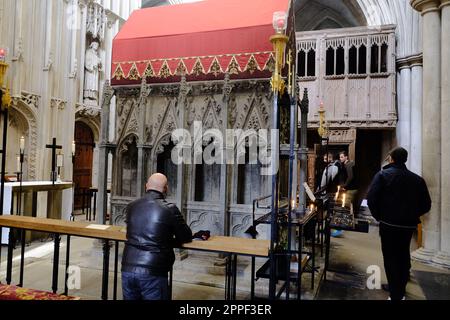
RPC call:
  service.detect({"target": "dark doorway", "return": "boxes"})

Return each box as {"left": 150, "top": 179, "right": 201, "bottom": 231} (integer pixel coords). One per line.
{"left": 355, "top": 130, "right": 383, "bottom": 209}
{"left": 73, "top": 122, "right": 95, "bottom": 209}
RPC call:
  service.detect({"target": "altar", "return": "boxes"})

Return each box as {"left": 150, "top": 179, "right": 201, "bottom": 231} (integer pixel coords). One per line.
{"left": 1, "top": 181, "right": 73, "bottom": 244}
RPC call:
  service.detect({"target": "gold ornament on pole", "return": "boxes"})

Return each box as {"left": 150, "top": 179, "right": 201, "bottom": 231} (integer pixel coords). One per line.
{"left": 318, "top": 101, "right": 329, "bottom": 138}
{"left": 270, "top": 12, "right": 289, "bottom": 94}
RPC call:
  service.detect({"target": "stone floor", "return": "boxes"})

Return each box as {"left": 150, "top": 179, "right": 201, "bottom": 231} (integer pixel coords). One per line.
{"left": 1, "top": 217, "right": 449, "bottom": 300}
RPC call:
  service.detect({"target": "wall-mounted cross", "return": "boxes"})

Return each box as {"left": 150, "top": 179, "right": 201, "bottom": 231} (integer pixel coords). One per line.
{"left": 46, "top": 138, "right": 62, "bottom": 185}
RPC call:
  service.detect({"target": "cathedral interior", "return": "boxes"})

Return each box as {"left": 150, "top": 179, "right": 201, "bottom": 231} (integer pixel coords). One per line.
{"left": 0, "top": 0, "right": 449, "bottom": 302}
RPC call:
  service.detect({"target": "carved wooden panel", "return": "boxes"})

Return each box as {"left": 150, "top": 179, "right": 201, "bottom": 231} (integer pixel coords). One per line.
{"left": 73, "top": 122, "right": 94, "bottom": 209}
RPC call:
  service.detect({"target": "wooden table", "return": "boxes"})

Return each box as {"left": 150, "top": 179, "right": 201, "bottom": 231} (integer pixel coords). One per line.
{"left": 1, "top": 181, "right": 73, "bottom": 244}
{"left": 0, "top": 215, "right": 269, "bottom": 300}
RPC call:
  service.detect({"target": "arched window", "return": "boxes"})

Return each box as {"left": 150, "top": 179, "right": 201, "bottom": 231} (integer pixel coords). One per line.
{"left": 336, "top": 46, "right": 345, "bottom": 75}
{"left": 371, "top": 44, "right": 379, "bottom": 73}
{"left": 359, "top": 45, "right": 367, "bottom": 74}
{"left": 349, "top": 46, "right": 358, "bottom": 74}
{"left": 349, "top": 44, "right": 367, "bottom": 75}
{"left": 381, "top": 43, "right": 388, "bottom": 73}
{"left": 326, "top": 47, "right": 334, "bottom": 76}
{"left": 157, "top": 141, "right": 177, "bottom": 199}
{"left": 237, "top": 147, "right": 264, "bottom": 205}
{"left": 307, "top": 49, "right": 316, "bottom": 77}
{"left": 326, "top": 46, "right": 345, "bottom": 76}
{"left": 120, "top": 136, "right": 138, "bottom": 197}
{"left": 298, "top": 50, "right": 306, "bottom": 77}
{"left": 195, "top": 141, "right": 221, "bottom": 202}
{"left": 371, "top": 42, "right": 388, "bottom": 74}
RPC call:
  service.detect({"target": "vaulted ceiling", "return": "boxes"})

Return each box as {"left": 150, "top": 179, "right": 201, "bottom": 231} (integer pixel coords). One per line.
{"left": 294, "top": 0, "right": 367, "bottom": 31}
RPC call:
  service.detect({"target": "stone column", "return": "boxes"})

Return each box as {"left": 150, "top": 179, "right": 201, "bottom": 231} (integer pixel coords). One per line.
{"left": 410, "top": 61, "right": 423, "bottom": 175}
{"left": 395, "top": 54, "right": 425, "bottom": 176}
{"left": 97, "top": 82, "right": 114, "bottom": 225}
{"left": 432, "top": 0, "right": 450, "bottom": 267}
{"left": 397, "top": 66, "right": 412, "bottom": 163}
{"left": 411, "top": 0, "right": 442, "bottom": 262}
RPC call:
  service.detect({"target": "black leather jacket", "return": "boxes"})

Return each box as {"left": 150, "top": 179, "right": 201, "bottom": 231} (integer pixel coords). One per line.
{"left": 367, "top": 163, "right": 431, "bottom": 228}
{"left": 121, "top": 190, "right": 192, "bottom": 276}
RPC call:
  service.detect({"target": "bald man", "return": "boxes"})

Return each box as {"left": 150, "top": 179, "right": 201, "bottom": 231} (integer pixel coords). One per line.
{"left": 121, "top": 173, "right": 192, "bottom": 300}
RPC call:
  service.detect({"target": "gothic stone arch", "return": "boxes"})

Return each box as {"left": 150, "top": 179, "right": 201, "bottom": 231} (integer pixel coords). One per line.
{"left": 11, "top": 96, "right": 39, "bottom": 180}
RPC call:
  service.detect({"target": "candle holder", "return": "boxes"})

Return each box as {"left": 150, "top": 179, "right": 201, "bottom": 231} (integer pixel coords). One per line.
{"left": 16, "top": 148, "right": 25, "bottom": 216}
{"left": 72, "top": 141, "right": 76, "bottom": 164}
{"left": 56, "top": 153, "right": 64, "bottom": 183}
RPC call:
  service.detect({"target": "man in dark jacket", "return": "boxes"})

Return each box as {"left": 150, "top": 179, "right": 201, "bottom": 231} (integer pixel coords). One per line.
{"left": 367, "top": 147, "right": 431, "bottom": 301}
{"left": 121, "top": 173, "right": 193, "bottom": 300}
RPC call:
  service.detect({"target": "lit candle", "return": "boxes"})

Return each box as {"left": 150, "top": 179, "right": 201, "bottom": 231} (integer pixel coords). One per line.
{"left": 19, "top": 136, "right": 25, "bottom": 153}
{"left": 72, "top": 141, "right": 76, "bottom": 155}
{"left": 17, "top": 156, "right": 21, "bottom": 173}
{"left": 310, "top": 204, "right": 315, "bottom": 212}
{"left": 342, "top": 193, "right": 346, "bottom": 208}
{"left": 335, "top": 186, "right": 341, "bottom": 201}
{"left": 291, "top": 199, "right": 296, "bottom": 209}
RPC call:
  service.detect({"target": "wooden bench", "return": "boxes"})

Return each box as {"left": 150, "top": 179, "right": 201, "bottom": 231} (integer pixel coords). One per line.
{"left": 0, "top": 284, "right": 80, "bottom": 300}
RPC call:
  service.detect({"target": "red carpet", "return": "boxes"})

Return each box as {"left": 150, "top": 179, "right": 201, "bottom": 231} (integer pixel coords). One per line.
{"left": 0, "top": 284, "right": 80, "bottom": 300}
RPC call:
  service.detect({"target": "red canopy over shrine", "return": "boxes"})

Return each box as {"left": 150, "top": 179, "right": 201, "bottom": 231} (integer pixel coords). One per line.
{"left": 111, "top": 0, "right": 293, "bottom": 86}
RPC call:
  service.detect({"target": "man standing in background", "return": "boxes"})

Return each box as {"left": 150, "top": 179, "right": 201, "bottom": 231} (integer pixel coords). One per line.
{"left": 367, "top": 147, "right": 431, "bottom": 300}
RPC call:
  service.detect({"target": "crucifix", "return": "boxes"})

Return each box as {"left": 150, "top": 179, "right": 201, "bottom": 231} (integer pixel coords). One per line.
{"left": 46, "top": 138, "right": 62, "bottom": 185}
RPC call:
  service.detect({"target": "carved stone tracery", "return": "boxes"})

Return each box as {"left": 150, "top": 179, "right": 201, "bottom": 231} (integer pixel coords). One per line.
{"left": 10, "top": 95, "right": 39, "bottom": 180}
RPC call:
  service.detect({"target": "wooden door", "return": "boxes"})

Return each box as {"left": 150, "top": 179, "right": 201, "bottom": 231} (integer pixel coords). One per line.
{"left": 73, "top": 122, "right": 94, "bottom": 209}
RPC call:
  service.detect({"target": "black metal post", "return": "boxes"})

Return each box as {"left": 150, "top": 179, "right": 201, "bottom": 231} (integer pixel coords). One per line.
{"left": 286, "top": 89, "right": 297, "bottom": 300}
{"left": 250, "top": 256, "right": 255, "bottom": 299}
{"left": 297, "top": 226, "right": 303, "bottom": 300}
{"left": 93, "top": 190, "right": 97, "bottom": 221}
{"left": 52, "top": 234, "right": 61, "bottom": 293}
{"left": 0, "top": 108, "right": 9, "bottom": 276}
{"left": 169, "top": 268, "right": 173, "bottom": 301}
{"left": 299, "top": 90, "right": 309, "bottom": 209}
{"left": 101, "top": 240, "right": 110, "bottom": 300}
{"left": 113, "top": 240, "right": 119, "bottom": 301}
{"left": 19, "top": 230, "right": 26, "bottom": 287}
{"left": 83, "top": 190, "right": 87, "bottom": 219}
{"left": 6, "top": 227, "right": 14, "bottom": 284}
{"left": 311, "top": 219, "right": 316, "bottom": 290}
{"left": 324, "top": 216, "right": 331, "bottom": 281}
{"left": 232, "top": 254, "right": 237, "bottom": 300}
{"left": 64, "top": 235, "right": 71, "bottom": 296}
{"left": 269, "top": 91, "right": 279, "bottom": 300}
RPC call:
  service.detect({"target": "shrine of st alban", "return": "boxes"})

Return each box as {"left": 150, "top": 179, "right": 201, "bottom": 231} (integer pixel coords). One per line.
{"left": 0, "top": 0, "right": 449, "bottom": 306}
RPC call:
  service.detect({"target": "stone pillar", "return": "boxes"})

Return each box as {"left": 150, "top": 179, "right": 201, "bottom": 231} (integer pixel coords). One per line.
{"left": 410, "top": 62, "right": 423, "bottom": 175}
{"left": 97, "top": 82, "right": 114, "bottom": 225}
{"left": 411, "top": 0, "right": 442, "bottom": 262}
{"left": 432, "top": 0, "right": 450, "bottom": 267}
{"left": 397, "top": 67, "right": 412, "bottom": 163}
{"left": 397, "top": 54, "right": 424, "bottom": 175}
